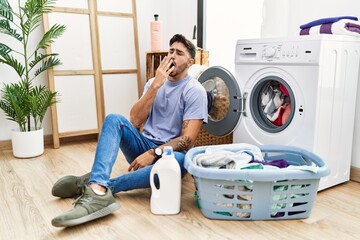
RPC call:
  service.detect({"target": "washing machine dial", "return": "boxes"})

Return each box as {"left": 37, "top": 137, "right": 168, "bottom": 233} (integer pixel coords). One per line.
{"left": 264, "top": 46, "right": 277, "bottom": 58}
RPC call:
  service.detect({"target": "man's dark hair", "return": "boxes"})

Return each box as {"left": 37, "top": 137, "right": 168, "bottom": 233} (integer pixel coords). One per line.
{"left": 169, "top": 34, "right": 196, "bottom": 59}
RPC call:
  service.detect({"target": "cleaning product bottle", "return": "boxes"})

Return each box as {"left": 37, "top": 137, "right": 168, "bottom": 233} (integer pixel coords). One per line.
{"left": 150, "top": 14, "right": 163, "bottom": 51}
{"left": 150, "top": 146, "right": 181, "bottom": 215}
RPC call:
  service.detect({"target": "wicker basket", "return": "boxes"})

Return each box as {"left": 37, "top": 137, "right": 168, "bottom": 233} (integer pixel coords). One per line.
{"left": 195, "top": 128, "right": 233, "bottom": 147}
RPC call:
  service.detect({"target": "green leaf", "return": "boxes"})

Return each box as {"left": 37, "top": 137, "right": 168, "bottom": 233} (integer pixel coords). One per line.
{"left": 34, "top": 56, "right": 61, "bottom": 77}
{"left": 37, "top": 24, "right": 65, "bottom": 50}
{"left": 29, "top": 52, "right": 58, "bottom": 68}
{"left": 0, "top": 0, "right": 13, "bottom": 21}
{"left": 0, "top": 42, "right": 12, "bottom": 56}
{"left": 28, "top": 85, "right": 58, "bottom": 129}
{"left": 22, "top": 0, "right": 57, "bottom": 36}
{"left": 25, "top": 0, "right": 57, "bottom": 16}
{"left": 0, "top": 19, "right": 23, "bottom": 41}
{"left": 0, "top": 54, "right": 25, "bottom": 78}
{"left": 22, "top": 14, "right": 42, "bottom": 36}
{"left": 0, "top": 81, "right": 30, "bottom": 131}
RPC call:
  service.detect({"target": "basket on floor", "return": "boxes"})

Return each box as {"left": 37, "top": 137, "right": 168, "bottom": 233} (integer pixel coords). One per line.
{"left": 184, "top": 144, "right": 330, "bottom": 220}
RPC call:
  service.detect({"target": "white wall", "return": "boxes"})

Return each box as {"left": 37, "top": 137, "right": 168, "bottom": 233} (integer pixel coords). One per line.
{"left": 261, "top": 0, "right": 289, "bottom": 38}
{"left": 261, "top": 0, "right": 360, "bottom": 38}
{"left": 204, "top": 0, "right": 264, "bottom": 73}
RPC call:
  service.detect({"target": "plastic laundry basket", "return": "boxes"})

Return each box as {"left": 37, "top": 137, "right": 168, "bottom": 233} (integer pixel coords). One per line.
{"left": 184, "top": 144, "right": 330, "bottom": 220}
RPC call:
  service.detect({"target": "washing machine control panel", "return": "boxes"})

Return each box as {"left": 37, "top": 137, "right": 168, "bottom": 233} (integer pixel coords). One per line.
{"left": 236, "top": 40, "right": 321, "bottom": 64}
{"left": 262, "top": 44, "right": 300, "bottom": 61}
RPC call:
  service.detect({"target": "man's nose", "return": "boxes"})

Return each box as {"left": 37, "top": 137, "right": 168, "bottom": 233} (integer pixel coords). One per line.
{"left": 168, "top": 51, "right": 176, "bottom": 58}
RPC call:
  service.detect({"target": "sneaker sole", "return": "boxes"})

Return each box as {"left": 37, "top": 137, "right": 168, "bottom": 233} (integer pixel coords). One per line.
{"left": 52, "top": 202, "right": 121, "bottom": 227}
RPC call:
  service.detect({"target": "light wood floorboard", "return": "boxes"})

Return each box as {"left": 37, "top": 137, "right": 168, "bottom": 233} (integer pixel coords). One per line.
{"left": 1, "top": 140, "right": 360, "bottom": 240}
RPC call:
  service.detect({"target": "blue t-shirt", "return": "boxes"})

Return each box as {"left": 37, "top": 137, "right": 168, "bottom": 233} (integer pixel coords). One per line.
{"left": 142, "top": 75, "right": 208, "bottom": 144}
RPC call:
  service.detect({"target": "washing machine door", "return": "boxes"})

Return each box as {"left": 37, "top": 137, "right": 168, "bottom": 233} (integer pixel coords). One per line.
{"left": 197, "top": 66, "right": 242, "bottom": 136}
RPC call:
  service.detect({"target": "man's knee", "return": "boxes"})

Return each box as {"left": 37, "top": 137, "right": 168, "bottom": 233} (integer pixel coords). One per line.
{"left": 104, "top": 113, "right": 127, "bottom": 125}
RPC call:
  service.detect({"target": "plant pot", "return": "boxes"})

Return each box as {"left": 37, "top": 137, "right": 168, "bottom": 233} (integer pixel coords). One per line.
{"left": 11, "top": 128, "right": 44, "bottom": 158}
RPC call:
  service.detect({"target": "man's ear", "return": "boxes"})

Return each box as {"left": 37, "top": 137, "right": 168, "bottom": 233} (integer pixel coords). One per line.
{"left": 188, "top": 58, "right": 195, "bottom": 67}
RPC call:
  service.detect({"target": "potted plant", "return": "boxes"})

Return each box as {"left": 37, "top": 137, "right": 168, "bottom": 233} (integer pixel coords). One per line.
{"left": 0, "top": 0, "right": 65, "bottom": 158}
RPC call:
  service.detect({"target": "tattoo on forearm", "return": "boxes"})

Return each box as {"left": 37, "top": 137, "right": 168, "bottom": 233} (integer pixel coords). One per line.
{"left": 165, "top": 120, "right": 195, "bottom": 151}
{"left": 182, "top": 120, "right": 189, "bottom": 129}
{"left": 177, "top": 136, "right": 192, "bottom": 151}
{"left": 165, "top": 135, "right": 192, "bottom": 152}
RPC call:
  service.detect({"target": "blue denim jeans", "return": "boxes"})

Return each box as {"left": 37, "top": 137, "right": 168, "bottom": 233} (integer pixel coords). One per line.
{"left": 88, "top": 114, "right": 187, "bottom": 194}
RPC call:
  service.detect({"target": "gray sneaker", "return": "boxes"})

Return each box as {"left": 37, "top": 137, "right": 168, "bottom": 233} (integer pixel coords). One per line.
{"left": 52, "top": 172, "right": 91, "bottom": 198}
{"left": 51, "top": 186, "right": 120, "bottom": 227}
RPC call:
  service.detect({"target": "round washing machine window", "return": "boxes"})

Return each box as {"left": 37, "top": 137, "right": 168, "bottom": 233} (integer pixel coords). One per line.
{"left": 250, "top": 76, "right": 295, "bottom": 133}
{"left": 198, "top": 66, "right": 242, "bottom": 136}
{"left": 202, "top": 77, "right": 230, "bottom": 122}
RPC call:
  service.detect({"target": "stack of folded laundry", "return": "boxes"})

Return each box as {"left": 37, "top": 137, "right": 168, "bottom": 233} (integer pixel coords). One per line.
{"left": 299, "top": 16, "right": 360, "bottom": 36}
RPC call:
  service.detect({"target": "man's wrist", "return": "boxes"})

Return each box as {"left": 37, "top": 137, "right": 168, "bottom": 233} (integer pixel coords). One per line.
{"left": 150, "top": 147, "right": 163, "bottom": 159}
{"left": 148, "top": 148, "right": 156, "bottom": 159}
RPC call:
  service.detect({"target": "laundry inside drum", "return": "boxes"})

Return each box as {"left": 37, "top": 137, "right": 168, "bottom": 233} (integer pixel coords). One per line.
{"left": 260, "top": 80, "right": 292, "bottom": 127}
{"left": 202, "top": 77, "right": 230, "bottom": 122}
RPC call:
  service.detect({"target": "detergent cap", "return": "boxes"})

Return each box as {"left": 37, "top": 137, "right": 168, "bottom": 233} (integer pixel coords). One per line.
{"left": 163, "top": 146, "right": 174, "bottom": 156}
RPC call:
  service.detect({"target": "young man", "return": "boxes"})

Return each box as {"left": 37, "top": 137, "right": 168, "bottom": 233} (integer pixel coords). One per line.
{"left": 51, "top": 34, "right": 208, "bottom": 227}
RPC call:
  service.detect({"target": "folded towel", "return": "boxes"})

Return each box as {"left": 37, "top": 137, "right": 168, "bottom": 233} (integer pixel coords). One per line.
{"left": 345, "top": 22, "right": 360, "bottom": 34}
{"left": 300, "top": 19, "right": 360, "bottom": 36}
{"left": 193, "top": 150, "right": 261, "bottom": 169}
{"left": 300, "top": 16, "right": 358, "bottom": 29}
{"left": 193, "top": 143, "right": 264, "bottom": 169}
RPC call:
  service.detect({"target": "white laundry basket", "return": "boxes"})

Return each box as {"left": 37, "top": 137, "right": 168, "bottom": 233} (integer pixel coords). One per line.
{"left": 184, "top": 144, "right": 330, "bottom": 220}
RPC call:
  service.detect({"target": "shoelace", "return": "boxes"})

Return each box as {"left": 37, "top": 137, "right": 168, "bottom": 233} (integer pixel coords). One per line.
{"left": 73, "top": 193, "right": 92, "bottom": 206}
{"left": 73, "top": 186, "right": 90, "bottom": 206}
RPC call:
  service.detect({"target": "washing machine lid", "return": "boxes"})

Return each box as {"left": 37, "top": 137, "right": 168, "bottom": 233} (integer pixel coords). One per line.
{"left": 198, "top": 66, "right": 242, "bottom": 136}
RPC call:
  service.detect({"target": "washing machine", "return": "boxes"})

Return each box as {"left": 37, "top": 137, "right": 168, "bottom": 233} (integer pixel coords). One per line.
{"left": 197, "top": 35, "right": 360, "bottom": 190}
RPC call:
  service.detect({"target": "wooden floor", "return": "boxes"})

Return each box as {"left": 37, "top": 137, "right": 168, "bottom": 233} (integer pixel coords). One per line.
{"left": 1, "top": 140, "right": 360, "bottom": 240}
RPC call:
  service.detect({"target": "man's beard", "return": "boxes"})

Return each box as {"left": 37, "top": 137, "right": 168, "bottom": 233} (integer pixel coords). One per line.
{"left": 169, "top": 62, "right": 187, "bottom": 78}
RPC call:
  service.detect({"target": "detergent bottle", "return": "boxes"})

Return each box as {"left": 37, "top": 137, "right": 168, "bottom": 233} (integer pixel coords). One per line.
{"left": 150, "top": 14, "right": 163, "bottom": 51}
{"left": 150, "top": 146, "right": 181, "bottom": 214}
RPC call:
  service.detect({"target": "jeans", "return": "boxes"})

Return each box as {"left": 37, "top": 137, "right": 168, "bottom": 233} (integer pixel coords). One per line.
{"left": 88, "top": 113, "right": 187, "bottom": 194}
